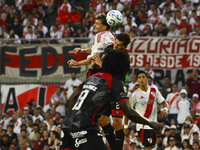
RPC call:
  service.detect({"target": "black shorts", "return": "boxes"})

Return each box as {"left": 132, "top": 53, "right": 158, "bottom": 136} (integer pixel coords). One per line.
{"left": 60, "top": 128, "right": 108, "bottom": 150}
{"left": 87, "top": 68, "right": 100, "bottom": 78}
{"left": 103, "top": 102, "right": 124, "bottom": 118}
{"left": 138, "top": 129, "right": 156, "bottom": 147}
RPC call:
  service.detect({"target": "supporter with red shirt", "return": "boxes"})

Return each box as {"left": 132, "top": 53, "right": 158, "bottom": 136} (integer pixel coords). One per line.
{"left": 1, "top": 0, "right": 9, "bottom": 13}
{"left": 22, "top": 0, "right": 34, "bottom": 14}
{"left": 178, "top": 16, "right": 192, "bottom": 32}
{"left": 34, "top": 131, "right": 45, "bottom": 150}
{"left": 185, "top": 69, "right": 200, "bottom": 99}
{"left": 191, "top": 110, "right": 200, "bottom": 127}
{"left": 70, "top": 6, "right": 82, "bottom": 23}
{"left": 57, "top": 6, "right": 71, "bottom": 24}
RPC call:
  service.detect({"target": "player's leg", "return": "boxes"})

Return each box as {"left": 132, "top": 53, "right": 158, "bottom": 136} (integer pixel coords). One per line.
{"left": 111, "top": 102, "right": 124, "bottom": 150}
{"left": 99, "top": 109, "right": 116, "bottom": 150}
{"left": 60, "top": 128, "right": 75, "bottom": 150}
{"left": 138, "top": 129, "right": 156, "bottom": 150}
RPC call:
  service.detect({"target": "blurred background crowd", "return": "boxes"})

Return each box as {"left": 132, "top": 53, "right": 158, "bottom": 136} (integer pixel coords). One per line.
{"left": 0, "top": 0, "right": 200, "bottom": 45}
{"left": 0, "top": 0, "right": 200, "bottom": 150}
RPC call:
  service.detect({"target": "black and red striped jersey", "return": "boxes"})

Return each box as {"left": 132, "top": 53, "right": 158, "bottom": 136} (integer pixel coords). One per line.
{"left": 62, "top": 72, "right": 129, "bottom": 131}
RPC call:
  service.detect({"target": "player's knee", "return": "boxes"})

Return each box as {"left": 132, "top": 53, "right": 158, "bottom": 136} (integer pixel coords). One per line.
{"left": 99, "top": 115, "right": 109, "bottom": 127}
{"left": 113, "top": 118, "right": 123, "bottom": 131}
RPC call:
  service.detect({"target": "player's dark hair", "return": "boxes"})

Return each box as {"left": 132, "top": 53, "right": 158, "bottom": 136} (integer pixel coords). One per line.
{"left": 116, "top": 32, "right": 131, "bottom": 46}
{"left": 101, "top": 50, "right": 130, "bottom": 80}
{"left": 136, "top": 70, "right": 147, "bottom": 79}
{"left": 96, "top": 13, "right": 111, "bottom": 30}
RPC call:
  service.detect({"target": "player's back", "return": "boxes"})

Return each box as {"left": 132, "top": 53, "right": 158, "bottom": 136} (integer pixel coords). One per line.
{"left": 62, "top": 72, "right": 127, "bottom": 131}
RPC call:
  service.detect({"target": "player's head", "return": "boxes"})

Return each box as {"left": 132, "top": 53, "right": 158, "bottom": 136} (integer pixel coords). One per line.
{"left": 114, "top": 32, "right": 131, "bottom": 51}
{"left": 101, "top": 50, "right": 130, "bottom": 80}
{"left": 136, "top": 70, "right": 148, "bottom": 87}
{"left": 94, "top": 13, "right": 111, "bottom": 34}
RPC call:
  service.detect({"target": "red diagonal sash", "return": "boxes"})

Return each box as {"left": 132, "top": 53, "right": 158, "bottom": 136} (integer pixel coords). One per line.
{"left": 169, "top": 93, "right": 180, "bottom": 108}
{"left": 140, "top": 87, "right": 156, "bottom": 144}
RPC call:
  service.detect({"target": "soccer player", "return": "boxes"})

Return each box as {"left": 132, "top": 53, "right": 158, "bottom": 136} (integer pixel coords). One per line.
{"left": 67, "top": 13, "right": 115, "bottom": 77}
{"left": 124, "top": 70, "right": 168, "bottom": 150}
{"left": 92, "top": 32, "right": 131, "bottom": 150}
{"left": 60, "top": 51, "right": 161, "bottom": 150}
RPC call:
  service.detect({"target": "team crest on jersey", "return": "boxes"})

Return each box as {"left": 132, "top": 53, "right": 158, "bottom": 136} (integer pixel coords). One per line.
{"left": 151, "top": 92, "right": 155, "bottom": 97}
{"left": 147, "top": 138, "right": 152, "bottom": 143}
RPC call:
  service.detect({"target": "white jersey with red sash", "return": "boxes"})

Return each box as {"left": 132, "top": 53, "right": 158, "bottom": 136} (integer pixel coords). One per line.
{"left": 166, "top": 92, "right": 180, "bottom": 114}
{"left": 130, "top": 86, "right": 165, "bottom": 131}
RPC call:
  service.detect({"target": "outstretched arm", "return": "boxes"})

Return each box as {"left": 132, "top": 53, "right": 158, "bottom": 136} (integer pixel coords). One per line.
{"left": 120, "top": 101, "right": 161, "bottom": 132}
{"left": 68, "top": 89, "right": 81, "bottom": 111}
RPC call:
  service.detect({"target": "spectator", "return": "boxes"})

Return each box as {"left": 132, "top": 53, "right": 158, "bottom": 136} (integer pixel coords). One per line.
{"left": 147, "top": 75, "right": 158, "bottom": 88}
{"left": 177, "top": 89, "right": 192, "bottom": 126}
{"left": 182, "top": 139, "right": 190, "bottom": 150}
{"left": 3, "top": 111, "right": 12, "bottom": 129}
{"left": 7, "top": 125, "right": 17, "bottom": 143}
{"left": 44, "top": 144, "right": 50, "bottom": 150}
{"left": 43, "top": 112, "right": 50, "bottom": 127}
{"left": 149, "top": 9, "right": 162, "bottom": 28}
{"left": 29, "top": 123, "right": 40, "bottom": 141}
{"left": 37, "top": 20, "right": 48, "bottom": 36}
{"left": 48, "top": 131, "right": 58, "bottom": 150}
{"left": 49, "top": 108, "right": 56, "bottom": 119}
{"left": 50, "top": 24, "right": 62, "bottom": 43}
{"left": 192, "top": 94, "right": 200, "bottom": 117}
{"left": 181, "top": 0, "right": 193, "bottom": 13}
{"left": 1, "top": 0, "right": 9, "bottom": 13}
{"left": 181, "top": 124, "right": 191, "bottom": 142}
{"left": 162, "top": 76, "right": 173, "bottom": 99}
{"left": 21, "top": 107, "right": 32, "bottom": 120}
{"left": 168, "top": 125, "right": 181, "bottom": 143}
{"left": 70, "top": 6, "right": 82, "bottom": 24}
{"left": 193, "top": 141, "right": 199, "bottom": 150}
{"left": 157, "top": 23, "right": 168, "bottom": 36}
{"left": 23, "top": 13, "right": 38, "bottom": 27}
{"left": 27, "top": 117, "right": 33, "bottom": 134}
{"left": 58, "top": 0, "right": 71, "bottom": 13}
{"left": 162, "top": 12, "right": 175, "bottom": 28}
{"left": 165, "top": 137, "right": 178, "bottom": 150}
{"left": 18, "top": 129, "right": 31, "bottom": 148}
{"left": 0, "top": 134, "right": 11, "bottom": 150}
{"left": 41, "top": 123, "right": 48, "bottom": 132}
{"left": 166, "top": 84, "right": 180, "bottom": 122}
{"left": 48, "top": 119, "right": 57, "bottom": 131}
{"left": 163, "top": 128, "right": 171, "bottom": 147}
{"left": 185, "top": 69, "right": 200, "bottom": 99}
{"left": 63, "top": 72, "right": 82, "bottom": 99}
{"left": 8, "top": 143, "right": 17, "bottom": 150}
{"left": 178, "top": 16, "right": 192, "bottom": 32}
{"left": 167, "top": 23, "right": 180, "bottom": 37}
{"left": 24, "top": 26, "right": 36, "bottom": 44}
{"left": 32, "top": 108, "right": 44, "bottom": 123}
{"left": 135, "top": 0, "right": 148, "bottom": 12}
{"left": 144, "top": 62, "right": 155, "bottom": 79}
{"left": 85, "top": 5, "right": 97, "bottom": 19}
{"left": 22, "top": 0, "right": 34, "bottom": 14}
{"left": 139, "top": 14, "right": 153, "bottom": 35}
{"left": 57, "top": 6, "right": 71, "bottom": 24}
{"left": 128, "top": 74, "right": 138, "bottom": 93}
{"left": 43, "top": 130, "right": 49, "bottom": 144}
{"left": 34, "top": 131, "right": 45, "bottom": 150}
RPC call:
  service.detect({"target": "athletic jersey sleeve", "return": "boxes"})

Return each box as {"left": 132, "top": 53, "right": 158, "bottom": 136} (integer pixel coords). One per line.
{"left": 129, "top": 93, "right": 137, "bottom": 109}
{"left": 111, "top": 78, "right": 129, "bottom": 104}
{"left": 156, "top": 88, "right": 165, "bottom": 104}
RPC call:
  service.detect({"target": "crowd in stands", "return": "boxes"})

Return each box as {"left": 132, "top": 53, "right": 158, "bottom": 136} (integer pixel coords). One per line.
{"left": 0, "top": 0, "right": 200, "bottom": 45}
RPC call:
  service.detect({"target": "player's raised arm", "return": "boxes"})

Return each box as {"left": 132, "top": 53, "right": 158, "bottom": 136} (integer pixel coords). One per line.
{"left": 120, "top": 100, "right": 161, "bottom": 132}
{"left": 74, "top": 47, "right": 92, "bottom": 55}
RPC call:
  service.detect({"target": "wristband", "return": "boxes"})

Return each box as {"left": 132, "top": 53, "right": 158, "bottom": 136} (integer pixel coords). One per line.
{"left": 164, "top": 107, "right": 168, "bottom": 111}
{"left": 124, "top": 125, "right": 128, "bottom": 129}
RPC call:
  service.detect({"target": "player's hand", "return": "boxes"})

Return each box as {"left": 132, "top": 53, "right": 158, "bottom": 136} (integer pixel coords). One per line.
{"left": 124, "top": 128, "right": 129, "bottom": 136}
{"left": 67, "top": 59, "right": 77, "bottom": 67}
{"left": 149, "top": 121, "right": 161, "bottom": 133}
{"left": 92, "top": 54, "right": 103, "bottom": 68}
{"left": 161, "top": 109, "right": 168, "bottom": 118}
{"left": 74, "top": 48, "right": 82, "bottom": 54}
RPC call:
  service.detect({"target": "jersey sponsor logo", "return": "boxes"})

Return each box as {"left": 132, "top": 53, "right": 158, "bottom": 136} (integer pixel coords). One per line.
{"left": 140, "top": 96, "right": 144, "bottom": 99}
{"left": 83, "top": 85, "right": 97, "bottom": 91}
{"left": 70, "top": 131, "right": 87, "bottom": 138}
{"left": 147, "top": 138, "right": 152, "bottom": 143}
{"left": 75, "top": 138, "right": 87, "bottom": 147}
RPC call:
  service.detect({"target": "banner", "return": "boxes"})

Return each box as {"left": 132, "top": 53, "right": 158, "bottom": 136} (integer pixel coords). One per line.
{"left": 1, "top": 84, "right": 65, "bottom": 114}
{"left": 0, "top": 44, "right": 87, "bottom": 78}
{"left": 127, "top": 37, "right": 200, "bottom": 88}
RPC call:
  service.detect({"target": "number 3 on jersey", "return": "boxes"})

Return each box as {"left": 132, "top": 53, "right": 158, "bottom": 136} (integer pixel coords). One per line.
{"left": 72, "top": 90, "right": 89, "bottom": 110}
